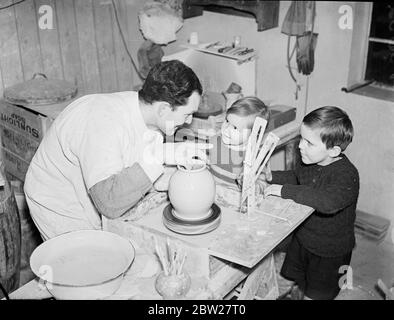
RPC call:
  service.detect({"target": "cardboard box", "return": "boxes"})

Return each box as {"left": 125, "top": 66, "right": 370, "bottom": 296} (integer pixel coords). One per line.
{"left": 0, "top": 125, "right": 40, "bottom": 163}
{"left": 0, "top": 148, "right": 30, "bottom": 182}
{"left": 0, "top": 98, "right": 72, "bottom": 180}
{"left": 0, "top": 100, "right": 51, "bottom": 143}
{"left": 266, "top": 105, "right": 297, "bottom": 132}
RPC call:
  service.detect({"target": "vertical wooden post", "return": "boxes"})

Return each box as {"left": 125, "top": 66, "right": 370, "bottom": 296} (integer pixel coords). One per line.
{"left": 0, "top": 162, "right": 21, "bottom": 298}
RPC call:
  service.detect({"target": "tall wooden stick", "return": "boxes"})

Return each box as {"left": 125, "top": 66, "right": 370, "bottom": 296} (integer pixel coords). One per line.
{"left": 240, "top": 118, "right": 280, "bottom": 220}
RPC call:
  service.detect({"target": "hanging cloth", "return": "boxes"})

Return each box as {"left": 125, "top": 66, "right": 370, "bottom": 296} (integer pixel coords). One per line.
{"left": 281, "top": 1, "right": 318, "bottom": 98}
{"left": 282, "top": 1, "right": 311, "bottom": 36}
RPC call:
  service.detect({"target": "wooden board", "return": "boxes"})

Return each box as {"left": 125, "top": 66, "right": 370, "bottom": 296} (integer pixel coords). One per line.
{"left": 181, "top": 43, "right": 257, "bottom": 63}
{"left": 56, "top": 0, "right": 84, "bottom": 91}
{"left": 14, "top": 0, "right": 43, "bottom": 80}
{"left": 93, "top": 0, "right": 118, "bottom": 92}
{"left": 35, "top": 0, "right": 64, "bottom": 80}
{"left": 115, "top": 196, "right": 313, "bottom": 268}
{"left": 0, "top": 0, "right": 24, "bottom": 87}
{"left": 111, "top": 0, "right": 134, "bottom": 91}
{"left": 208, "top": 197, "right": 312, "bottom": 267}
{"left": 74, "top": 0, "right": 101, "bottom": 94}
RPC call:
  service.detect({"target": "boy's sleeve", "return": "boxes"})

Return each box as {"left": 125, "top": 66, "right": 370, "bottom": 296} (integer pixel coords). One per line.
{"left": 281, "top": 168, "right": 359, "bottom": 214}
{"left": 270, "top": 170, "right": 298, "bottom": 185}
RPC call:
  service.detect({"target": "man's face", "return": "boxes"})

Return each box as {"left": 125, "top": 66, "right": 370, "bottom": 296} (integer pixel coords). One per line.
{"left": 159, "top": 91, "right": 201, "bottom": 136}
{"left": 221, "top": 113, "right": 253, "bottom": 146}
{"left": 298, "top": 124, "right": 333, "bottom": 166}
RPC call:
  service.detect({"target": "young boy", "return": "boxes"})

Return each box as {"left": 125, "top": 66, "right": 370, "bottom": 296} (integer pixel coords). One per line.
{"left": 208, "top": 96, "right": 270, "bottom": 185}
{"left": 262, "top": 106, "right": 359, "bottom": 300}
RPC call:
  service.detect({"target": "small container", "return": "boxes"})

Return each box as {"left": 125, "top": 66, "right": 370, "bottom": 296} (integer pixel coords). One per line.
{"left": 155, "top": 271, "right": 191, "bottom": 300}
{"left": 233, "top": 36, "right": 241, "bottom": 47}
{"left": 189, "top": 32, "right": 199, "bottom": 45}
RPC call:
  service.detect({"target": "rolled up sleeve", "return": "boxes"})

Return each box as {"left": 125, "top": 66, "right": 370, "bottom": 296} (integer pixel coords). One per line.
{"left": 89, "top": 162, "right": 154, "bottom": 219}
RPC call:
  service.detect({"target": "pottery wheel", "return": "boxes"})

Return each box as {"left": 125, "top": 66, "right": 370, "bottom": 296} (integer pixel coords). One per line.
{"left": 162, "top": 203, "right": 221, "bottom": 235}
{"left": 172, "top": 208, "right": 212, "bottom": 221}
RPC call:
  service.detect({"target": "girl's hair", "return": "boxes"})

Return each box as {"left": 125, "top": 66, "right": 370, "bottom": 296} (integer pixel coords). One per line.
{"left": 227, "top": 96, "right": 270, "bottom": 123}
{"left": 303, "top": 106, "right": 354, "bottom": 151}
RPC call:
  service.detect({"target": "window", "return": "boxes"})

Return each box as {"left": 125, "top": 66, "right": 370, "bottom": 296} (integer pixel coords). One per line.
{"left": 346, "top": 2, "right": 394, "bottom": 100}
{"left": 364, "top": 2, "right": 394, "bottom": 88}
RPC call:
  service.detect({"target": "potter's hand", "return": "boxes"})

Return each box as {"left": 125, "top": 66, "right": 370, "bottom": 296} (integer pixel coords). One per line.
{"left": 263, "top": 184, "right": 282, "bottom": 198}
{"left": 163, "top": 142, "right": 213, "bottom": 166}
{"left": 153, "top": 166, "right": 177, "bottom": 191}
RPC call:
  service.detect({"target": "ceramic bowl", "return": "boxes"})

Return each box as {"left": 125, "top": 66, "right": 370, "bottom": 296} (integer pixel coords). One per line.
{"left": 30, "top": 230, "right": 135, "bottom": 300}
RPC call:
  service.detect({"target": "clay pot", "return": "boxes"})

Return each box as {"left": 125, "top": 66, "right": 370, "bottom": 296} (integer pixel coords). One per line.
{"left": 168, "top": 163, "right": 215, "bottom": 220}
{"left": 155, "top": 271, "right": 191, "bottom": 300}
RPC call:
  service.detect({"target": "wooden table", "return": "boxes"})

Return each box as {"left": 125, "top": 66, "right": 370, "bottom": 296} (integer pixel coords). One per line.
{"left": 102, "top": 188, "right": 313, "bottom": 299}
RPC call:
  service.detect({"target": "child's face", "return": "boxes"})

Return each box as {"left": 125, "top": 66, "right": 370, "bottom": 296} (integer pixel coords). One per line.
{"left": 221, "top": 113, "right": 253, "bottom": 146}
{"left": 298, "top": 124, "right": 336, "bottom": 166}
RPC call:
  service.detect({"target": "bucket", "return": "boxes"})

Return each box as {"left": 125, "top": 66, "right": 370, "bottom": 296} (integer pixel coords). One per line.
{"left": 0, "top": 162, "right": 21, "bottom": 298}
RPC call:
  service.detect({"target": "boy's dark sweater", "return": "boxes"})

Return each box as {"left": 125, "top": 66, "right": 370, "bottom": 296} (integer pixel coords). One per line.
{"left": 271, "top": 154, "right": 359, "bottom": 257}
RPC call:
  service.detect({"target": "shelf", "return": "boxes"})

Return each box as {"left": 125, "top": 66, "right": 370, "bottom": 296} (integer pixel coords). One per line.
{"left": 181, "top": 42, "right": 257, "bottom": 63}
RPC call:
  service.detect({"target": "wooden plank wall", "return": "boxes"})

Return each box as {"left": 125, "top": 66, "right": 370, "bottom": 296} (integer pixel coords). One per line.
{"left": 0, "top": 0, "right": 144, "bottom": 98}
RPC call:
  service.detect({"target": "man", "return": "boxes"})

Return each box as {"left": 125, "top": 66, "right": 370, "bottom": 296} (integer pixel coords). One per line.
{"left": 24, "top": 60, "right": 209, "bottom": 240}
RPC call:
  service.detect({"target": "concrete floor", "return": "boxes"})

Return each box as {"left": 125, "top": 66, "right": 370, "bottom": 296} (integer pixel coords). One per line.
{"left": 275, "top": 232, "right": 394, "bottom": 300}
{"left": 341, "top": 233, "right": 394, "bottom": 300}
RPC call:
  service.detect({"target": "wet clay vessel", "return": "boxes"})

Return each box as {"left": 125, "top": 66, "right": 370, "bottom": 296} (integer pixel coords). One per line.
{"left": 168, "top": 163, "right": 216, "bottom": 221}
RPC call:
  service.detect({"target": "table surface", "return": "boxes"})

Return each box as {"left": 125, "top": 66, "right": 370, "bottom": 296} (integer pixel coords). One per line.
{"left": 125, "top": 196, "right": 312, "bottom": 268}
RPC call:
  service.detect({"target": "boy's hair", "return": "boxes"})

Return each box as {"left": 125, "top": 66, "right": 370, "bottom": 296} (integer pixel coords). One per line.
{"left": 303, "top": 106, "right": 354, "bottom": 151}
{"left": 139, "top": 60, "right": 202, "bottom": 110}
{"left": 227, "top": 96, "right": 270, "bottom": 126}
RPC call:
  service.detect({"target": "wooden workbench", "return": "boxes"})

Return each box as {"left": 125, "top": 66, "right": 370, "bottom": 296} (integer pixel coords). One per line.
{"left": 102, "top": 188, "right": 313, "bottom": 299}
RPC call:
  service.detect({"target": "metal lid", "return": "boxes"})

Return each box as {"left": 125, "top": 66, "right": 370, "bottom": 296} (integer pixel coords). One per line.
{"left": 3, "top": 73, "right": 78, "bottom": 106}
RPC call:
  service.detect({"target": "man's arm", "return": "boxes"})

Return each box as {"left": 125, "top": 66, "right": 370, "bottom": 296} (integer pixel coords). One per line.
{"left": 89, "top": 163, "right": 154, "bottom": 219}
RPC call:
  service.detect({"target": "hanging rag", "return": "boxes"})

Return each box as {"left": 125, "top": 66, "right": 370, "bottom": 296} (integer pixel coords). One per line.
{"left": 137, "top": 40, "right": 164, "bottom": 79}
{"left": 281, "top": 1, "right": 318, "bottom": 99}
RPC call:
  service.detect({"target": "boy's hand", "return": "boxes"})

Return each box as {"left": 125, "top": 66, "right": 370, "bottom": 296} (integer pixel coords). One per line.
{"left": 236, "top": 173, "right": 269, "bottom": 195}
{"left": 255, "top": 177, "right": 269, "bottom": 195}
{"left": 260, "top": 161, "right": 272, "bottom": 182}
{"left": 263, "top": 184, "right": 282, "bottom": 198}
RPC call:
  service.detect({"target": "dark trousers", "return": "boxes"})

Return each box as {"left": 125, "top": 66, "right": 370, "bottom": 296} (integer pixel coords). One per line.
{"left": 281, "top": 235, "right": 352, "bottom": 300}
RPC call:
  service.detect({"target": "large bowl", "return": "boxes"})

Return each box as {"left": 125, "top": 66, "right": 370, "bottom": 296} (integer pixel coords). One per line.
{"left": 30, "top": 230, "right": 135, "bottom": 300}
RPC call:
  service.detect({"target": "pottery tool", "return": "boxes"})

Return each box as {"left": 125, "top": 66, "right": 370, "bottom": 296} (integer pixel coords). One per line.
{"left": 255, "top": 209, "right": 290, "bottom": 223}
{"left": 253, "top": 133, "right": 280, "bottom": 183}
{"left": 153, "top": 236, "right": 187, "bottom": 276}
{"left": 254, "top": 200, "right": 292, "bottom": 224}
{"left": 240, "top": 118, "right": 267, "bottom": 217}
{"left": 205, "top": 41, "right": 220, "bottom": 49}
{"left": 240, "top": 117, "right": 280, "bottom": 220}
{"left": 377, "top": 279, "right": 394, "bottom": 300}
